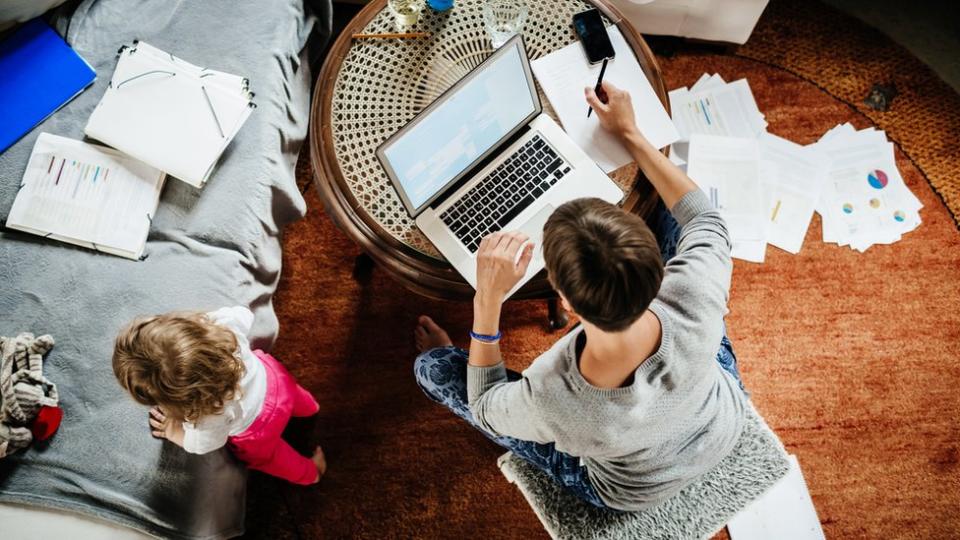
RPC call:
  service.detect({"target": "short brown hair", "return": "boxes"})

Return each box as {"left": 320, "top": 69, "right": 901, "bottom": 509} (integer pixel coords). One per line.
{"left": 112, "top": 312, "right": 244, "bottom": 422}
{"left": 543, "top": 198, "right": 664, "bottom": 332}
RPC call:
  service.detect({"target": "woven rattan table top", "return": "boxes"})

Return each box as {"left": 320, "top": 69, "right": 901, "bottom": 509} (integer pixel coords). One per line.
{"left": 325, "top": 0, "right": 645, "bottom": 259}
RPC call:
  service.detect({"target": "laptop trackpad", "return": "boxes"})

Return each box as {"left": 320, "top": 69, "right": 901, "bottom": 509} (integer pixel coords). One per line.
{"left": 519, "top": 203, "right": 555, "bottom": 263}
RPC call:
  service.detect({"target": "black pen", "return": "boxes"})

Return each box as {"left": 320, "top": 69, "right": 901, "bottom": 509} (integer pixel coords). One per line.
{"left": 587, "top": 57, "right": 609, "bottom": 118}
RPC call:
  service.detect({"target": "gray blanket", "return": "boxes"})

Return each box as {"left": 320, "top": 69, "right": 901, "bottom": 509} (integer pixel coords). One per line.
{"left": 0, "top": 1, "right": 330, "bottom": 537}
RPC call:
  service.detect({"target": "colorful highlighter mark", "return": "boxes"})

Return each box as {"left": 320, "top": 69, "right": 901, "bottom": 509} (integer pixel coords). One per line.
{"left": 867, "top": 169, "right": 888, "bottom": 189}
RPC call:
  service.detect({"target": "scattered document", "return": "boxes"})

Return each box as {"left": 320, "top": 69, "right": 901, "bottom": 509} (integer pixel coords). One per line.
{"left": 813, "top": 123, "right": 922, "bottom": 251}
{"left": 727, "top": 455, "right": 826, "bottom": 540}
{"left": 5, "top": 133, "right": 166, "bottom": 260}
{"left": 668, "top": 73, "right": 767, "bottom": 166}
{"left": 670, "top": 76, "right": 920, "bottom": 259}
{"left": 686, "top": 134, "right": 767, "bottom": 262}
{"left": 85, "top": 42, "right": 254, "bottom": 188}
{"left": 759, "top": 133, "right": 827, "bottom": 254}
{"left": 530, "top": 26, "right": 679, "bottom": 172}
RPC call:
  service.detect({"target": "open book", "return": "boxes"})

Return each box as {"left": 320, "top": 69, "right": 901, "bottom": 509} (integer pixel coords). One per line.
{"left": 5, "top": 133, "right": 166, "bottom": 260}
{"left": 85, "top": 42, "right": 254, "bottom": 188}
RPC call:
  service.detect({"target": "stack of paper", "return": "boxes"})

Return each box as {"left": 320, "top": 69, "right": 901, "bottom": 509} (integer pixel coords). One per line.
{"left": 5, "top": 133, "right": 166, "bottom": 260}
{"left": 85, "top": 42, "right": 254, "bottom": 188}
{"left": 667, "top": 73, "right": 767, "bottom": 167}
{"left": 812, "top": 123, "right": 922, "bottom": 251}
{"left": 675, "top": 75, "right": 920, "bottom": 259}
{"left": 530, "top": 26, "right": 679, "bottom": 173}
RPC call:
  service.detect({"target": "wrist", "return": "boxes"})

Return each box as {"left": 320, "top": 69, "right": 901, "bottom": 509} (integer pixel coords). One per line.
{"left": 473, "top": 294, "right": 502, "bottom": 334}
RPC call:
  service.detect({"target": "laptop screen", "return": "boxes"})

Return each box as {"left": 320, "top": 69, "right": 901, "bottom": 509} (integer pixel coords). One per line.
{"left": 377, "top": 38, "right": 540, "bottom": 216}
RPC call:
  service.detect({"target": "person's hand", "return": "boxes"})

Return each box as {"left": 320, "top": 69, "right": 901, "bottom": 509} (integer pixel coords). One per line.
{"left": 149, "top": 407, "right": 185, "bottom": 448}
{"left": 585, "top": 81, "right": 640, "bottom": 139}
{"left": 474, "top": 231, "right": 535, "bottom": 307}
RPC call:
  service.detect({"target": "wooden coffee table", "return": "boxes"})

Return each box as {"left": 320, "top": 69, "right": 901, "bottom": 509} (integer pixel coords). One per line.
{"left": 310, "top": 0, "right": 668, "bottom": 326}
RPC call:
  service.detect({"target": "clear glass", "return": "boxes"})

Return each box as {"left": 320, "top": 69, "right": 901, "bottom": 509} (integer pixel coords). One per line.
{"left": 482, "top": 0, "right": 528, "bottom": 49}
{"left": 388, "top": 0, "right": 426, "bottom": 30}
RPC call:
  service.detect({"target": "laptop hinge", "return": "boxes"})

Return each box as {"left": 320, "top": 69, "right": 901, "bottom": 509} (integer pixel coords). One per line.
{"left": 429, "top": 123, "right": 532, "bottom": 211}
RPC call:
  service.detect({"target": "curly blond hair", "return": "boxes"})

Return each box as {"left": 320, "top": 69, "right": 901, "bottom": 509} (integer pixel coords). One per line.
{"left": 112, "top": 312, "right": 244, "bottom": 422}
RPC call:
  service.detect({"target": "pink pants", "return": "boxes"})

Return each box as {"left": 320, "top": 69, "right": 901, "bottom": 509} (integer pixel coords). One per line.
{"left": 227, "top": 351, "right": 319, "bottom": 485}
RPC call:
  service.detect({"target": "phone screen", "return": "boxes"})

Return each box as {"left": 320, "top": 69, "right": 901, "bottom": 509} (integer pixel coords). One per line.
{"left": 573, "top": 9, "right": 615, "bottom": 64}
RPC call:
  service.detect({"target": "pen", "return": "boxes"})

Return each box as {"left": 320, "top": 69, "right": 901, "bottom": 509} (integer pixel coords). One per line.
{"left": 587, "top": 57, "right": 609, "bottom": 118}
{"left": 351, "top": 32, "right": 430, "bottom": 40}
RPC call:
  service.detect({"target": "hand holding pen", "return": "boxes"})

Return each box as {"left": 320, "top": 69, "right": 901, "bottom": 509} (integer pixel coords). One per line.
{"left": 587, "top": 57, "right": 610, "bottom": 117}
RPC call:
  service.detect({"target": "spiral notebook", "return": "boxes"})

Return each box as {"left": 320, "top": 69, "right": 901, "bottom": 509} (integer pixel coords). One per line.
{"left": 5, "top": 133, "right": 166, "bottom": 260}
{"left": 84, "top": 42, "right": 254, "bottom": 188}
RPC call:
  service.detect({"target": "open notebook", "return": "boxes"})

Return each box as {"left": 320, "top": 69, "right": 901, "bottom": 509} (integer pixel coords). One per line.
{"left": 85, "top": 42, "right": 254, "bottom": 188}
{"left": 5, "top": 133, "right": 166, "bottom": 260}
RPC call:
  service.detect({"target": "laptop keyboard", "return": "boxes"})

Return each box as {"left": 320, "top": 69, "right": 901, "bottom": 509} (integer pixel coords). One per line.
{"left": 439, "top": 134, "right": 572, "bottom": 253}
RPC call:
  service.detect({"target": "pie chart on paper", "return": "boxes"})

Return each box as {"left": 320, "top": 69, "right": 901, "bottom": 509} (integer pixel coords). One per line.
{"left": 868, "top": 169, "right": 889, "bottom": 189}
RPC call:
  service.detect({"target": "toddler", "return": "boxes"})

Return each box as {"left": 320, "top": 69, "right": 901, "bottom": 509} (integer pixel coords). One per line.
{"left": 112, "top": 306, "right": 325, "bottom": 485}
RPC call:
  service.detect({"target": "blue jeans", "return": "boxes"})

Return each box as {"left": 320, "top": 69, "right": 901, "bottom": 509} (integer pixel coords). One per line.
{"left": 413, "top": 203, "right": 744, "bottom": 508}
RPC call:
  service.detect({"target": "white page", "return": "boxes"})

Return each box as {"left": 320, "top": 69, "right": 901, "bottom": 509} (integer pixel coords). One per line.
{"left": 85, "top": 43, "right": 253, "bottom": 187}
{"left": 6, "top": 133, "right": 165, "bottom": 259}
{"left": 531, "top": 27, "right": 679, "bottom": 172}
{"left": 728, "top": 455, "right": 826, "bottom": 540}
{"left": 687, "top": 134, "right": 766, "bottom": 262}
{"left": 759, "top": 133, "right": 826, "bottom": 254}
{"left": 818, "top": 135, "right": 921, "bottom": 250}
{"left": 671, "top": 80, "right": 765, "bottom": 140}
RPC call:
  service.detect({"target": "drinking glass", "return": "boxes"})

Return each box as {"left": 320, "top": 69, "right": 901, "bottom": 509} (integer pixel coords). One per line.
{"left": 482, "top": 0, "right": 528, "bottom": 48}
{"left": 388, "top": 0, "right": 426, "bottom": 30}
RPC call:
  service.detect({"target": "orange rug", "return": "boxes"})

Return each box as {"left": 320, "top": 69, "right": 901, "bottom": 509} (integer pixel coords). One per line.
{"left": 242, "top": 2, "right": 960, "bottom": 538}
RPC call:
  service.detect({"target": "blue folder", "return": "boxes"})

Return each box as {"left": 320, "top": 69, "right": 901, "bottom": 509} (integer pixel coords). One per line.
{"left": 0, "top": 18, "right": 96, "bottom": 153}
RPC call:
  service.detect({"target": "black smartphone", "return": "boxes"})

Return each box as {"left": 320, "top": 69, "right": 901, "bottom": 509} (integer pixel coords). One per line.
{"left": 573, "top": 9, "right": 615, "bottom": 64}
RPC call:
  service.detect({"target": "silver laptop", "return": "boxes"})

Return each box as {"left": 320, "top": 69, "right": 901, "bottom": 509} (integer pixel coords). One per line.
{"left": 376, "top": 35, "right": 623, "bottom": 297}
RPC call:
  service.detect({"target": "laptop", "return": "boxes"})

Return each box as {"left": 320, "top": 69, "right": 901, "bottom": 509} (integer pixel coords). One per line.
{"left": 376, "top": 35, "right": 623, "bottom": 296}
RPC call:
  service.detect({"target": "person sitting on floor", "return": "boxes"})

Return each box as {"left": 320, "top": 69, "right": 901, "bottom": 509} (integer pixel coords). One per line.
{"left": 112, "top": 306, "right": 326, "bottom": 485}
{"left": 412, "top": 81, "right": 748, "bottom": 511}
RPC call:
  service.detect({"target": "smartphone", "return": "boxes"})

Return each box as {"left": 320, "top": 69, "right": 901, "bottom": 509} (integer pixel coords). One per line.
{"left": 573, "top": 9, "right": 615, "bottom": 64}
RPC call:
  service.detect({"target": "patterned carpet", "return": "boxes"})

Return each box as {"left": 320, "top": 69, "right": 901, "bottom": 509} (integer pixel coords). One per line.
{"left": 242, "top": 1, "right": 960, "bottom": 538}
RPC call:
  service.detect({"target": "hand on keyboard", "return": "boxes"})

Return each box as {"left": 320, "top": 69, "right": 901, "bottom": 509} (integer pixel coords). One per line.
{"left": 474, "top": 231, "right": 535, "bottom": 305}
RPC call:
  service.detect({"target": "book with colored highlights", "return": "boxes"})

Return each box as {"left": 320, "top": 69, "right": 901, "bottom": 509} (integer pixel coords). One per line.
{"left": 0, "top": 18, "right": 96, "bottom": 153}
{"left": 85, "top": 41, "right": 254, "bottom": 188}
{"left": 5, "top": 133, "right": 166, "bottom": 260}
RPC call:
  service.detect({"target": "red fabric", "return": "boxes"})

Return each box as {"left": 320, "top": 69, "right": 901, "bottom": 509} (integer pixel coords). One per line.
{"left": 227, "top": 351, "right": 319, "bottom": 485}
{"left": 30, "top": 405, "right": 63, "bottom": 441}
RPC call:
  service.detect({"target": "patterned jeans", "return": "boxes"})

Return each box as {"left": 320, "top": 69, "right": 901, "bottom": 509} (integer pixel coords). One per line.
{"left": 413, "top": 203, "right": 744, "bottom": 509}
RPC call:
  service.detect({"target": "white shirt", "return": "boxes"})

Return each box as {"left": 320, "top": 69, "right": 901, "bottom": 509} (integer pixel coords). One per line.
{"left": 181, "top": 306, "right": 267, "bottom": 454}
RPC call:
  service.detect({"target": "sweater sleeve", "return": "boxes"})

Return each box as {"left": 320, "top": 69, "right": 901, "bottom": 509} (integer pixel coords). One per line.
{"left": 655, "top": 189, "right": 733, "bottom": 356}
{"left": 467, "top": 363, "right": 553, "bottom": 443}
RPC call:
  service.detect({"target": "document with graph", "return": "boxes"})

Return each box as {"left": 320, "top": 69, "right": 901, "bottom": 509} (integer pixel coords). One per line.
{"left": 6, "top": 133, "right": 166, "bottom": 260}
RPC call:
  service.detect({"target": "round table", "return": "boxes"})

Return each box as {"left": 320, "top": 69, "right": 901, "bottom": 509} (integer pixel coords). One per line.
{"left": 310, "top": 0, "right": 668, "bottom": 307}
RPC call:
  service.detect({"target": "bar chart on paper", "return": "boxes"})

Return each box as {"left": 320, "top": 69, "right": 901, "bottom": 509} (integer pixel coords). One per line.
{"left": 6, "top": 133, "right": 166, "bottom": 259}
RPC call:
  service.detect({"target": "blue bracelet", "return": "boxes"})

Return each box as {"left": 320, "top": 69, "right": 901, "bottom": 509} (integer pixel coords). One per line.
{"left": 469, "top": 330, "right": 502, "bottom": 343}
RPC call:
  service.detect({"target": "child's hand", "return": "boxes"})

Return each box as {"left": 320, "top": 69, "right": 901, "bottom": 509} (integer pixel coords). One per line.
{"left": 149, "top": 407, "right": 185, "bottom": 448}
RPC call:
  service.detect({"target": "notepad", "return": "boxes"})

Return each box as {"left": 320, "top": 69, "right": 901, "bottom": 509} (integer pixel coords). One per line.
{"left": 530, "top": 26, "right": 679, "bottom": 173}
{"left": 5, "top": 133, "right": 166, "bottom": 260}
{"left": 85, "top": 42, "right": 254, "bottom": 188}
{"left": 0, "top": 18, "right": 96, "bottom": 153}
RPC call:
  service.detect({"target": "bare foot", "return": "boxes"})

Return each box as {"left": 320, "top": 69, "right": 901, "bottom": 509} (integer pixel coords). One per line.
{"left": 414, "top": 315, "right": 453, "bottom": 352}
{"left": 312, "top": 446, "right": 327, "bottom": 483}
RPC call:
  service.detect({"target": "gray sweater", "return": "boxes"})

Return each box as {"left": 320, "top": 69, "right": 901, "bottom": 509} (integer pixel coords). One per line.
{"left": 467, "top": 190, "right": 747, "bottom": 511}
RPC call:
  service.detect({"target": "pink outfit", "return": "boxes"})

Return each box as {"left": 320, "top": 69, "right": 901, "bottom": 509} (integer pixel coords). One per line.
{"left": 227, "top": 350, "right": 319, "bottom": 485}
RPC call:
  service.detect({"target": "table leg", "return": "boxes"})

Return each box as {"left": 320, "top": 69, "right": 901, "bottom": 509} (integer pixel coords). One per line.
{"left": 547, "top": 297, "right": 568, "bottom": 331}
{"left": 353, "top": 253, "right": 375, "bottom": 282}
